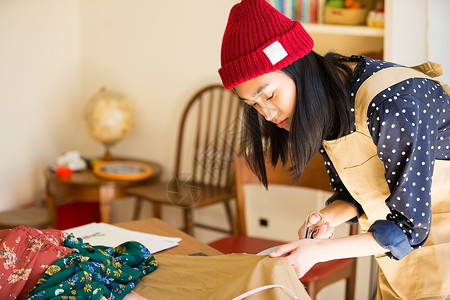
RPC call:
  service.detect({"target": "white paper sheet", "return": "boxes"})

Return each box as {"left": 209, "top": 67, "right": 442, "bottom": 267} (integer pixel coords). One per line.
{"left": 66, "top": 222, "right": 181, "bottom": 254}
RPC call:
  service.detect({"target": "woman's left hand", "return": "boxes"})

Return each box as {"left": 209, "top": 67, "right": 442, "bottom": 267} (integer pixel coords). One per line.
{"left": 269, "top": 239, "right": 327, "bottom": 278}
{"left": 270, "top": 230, "right": 390, "bottom": 278}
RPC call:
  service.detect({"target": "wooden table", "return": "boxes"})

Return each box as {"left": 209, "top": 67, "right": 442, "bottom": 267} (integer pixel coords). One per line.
{"left": 46, "top": 159, "right": 162, "bottom": 224}
{"left": 115, "top": 218, "right": 222, "bottom": 256}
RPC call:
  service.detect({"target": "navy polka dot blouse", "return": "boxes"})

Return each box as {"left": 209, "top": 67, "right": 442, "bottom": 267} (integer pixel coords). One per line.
{"left": 321, "top": 56, "right": 450, "bottom": 260}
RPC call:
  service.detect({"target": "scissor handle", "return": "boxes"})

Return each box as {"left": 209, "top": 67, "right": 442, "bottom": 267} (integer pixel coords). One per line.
{"left": 304, "top": 211, "right": 323, "bottom": 239}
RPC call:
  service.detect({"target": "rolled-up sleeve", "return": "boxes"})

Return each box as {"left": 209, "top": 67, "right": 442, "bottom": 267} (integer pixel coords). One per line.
{"left": 369, "top": 220, "right": 412, "bottom": 259}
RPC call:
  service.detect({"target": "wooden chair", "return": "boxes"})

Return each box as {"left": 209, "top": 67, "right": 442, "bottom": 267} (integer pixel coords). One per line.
{"left": 127, "top": 84, "right": 243, "bottom": 236}
{"left": 209, "top": 155, "right": 358, "bottom": 300}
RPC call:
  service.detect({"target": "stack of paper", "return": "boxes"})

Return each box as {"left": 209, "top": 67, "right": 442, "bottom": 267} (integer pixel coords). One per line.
{"left": 66, "top": 222, "right": 181, "bottom": 254}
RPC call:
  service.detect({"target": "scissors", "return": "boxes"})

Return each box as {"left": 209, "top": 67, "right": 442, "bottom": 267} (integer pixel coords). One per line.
{"left": 304, "top": 211, "right": 323, "bottom": 239}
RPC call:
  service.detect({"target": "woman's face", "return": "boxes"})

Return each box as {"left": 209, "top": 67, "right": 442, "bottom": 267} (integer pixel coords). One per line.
{"left": 234, "top": 71, "right": 297, "bottom": 131}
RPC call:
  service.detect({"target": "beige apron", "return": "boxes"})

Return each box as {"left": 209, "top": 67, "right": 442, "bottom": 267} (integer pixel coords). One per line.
{"left": 322, "top": 63, "right": 450, "bottom": 300}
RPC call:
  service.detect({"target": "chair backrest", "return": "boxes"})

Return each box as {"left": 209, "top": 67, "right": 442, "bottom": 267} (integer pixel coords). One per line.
{"left": 235, "top": 154, "right": 333, "bottom": 191}
{"left": 235, "top": 154, "right": 359, "bottom": 236}
{"left": 174, "top": 84, "right": 243, "bottom": 190}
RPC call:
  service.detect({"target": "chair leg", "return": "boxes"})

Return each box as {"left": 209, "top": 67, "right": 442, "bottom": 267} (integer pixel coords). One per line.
{"left": 223, "top": 200, "right": 236, "bottom": 234}
{"left": 304, "top": 281, "right": 317, "bottom": 300}
{"left": 345, "top": 262, "right": 357, "bottom": 300}
{"left": 133, "top": 197, "right": 142, "bottom": 220}
{"left": 153, "top": 203, "right": 161, "bottom": 218}
{"left": 345, "top": 277, "right": 356, "bottom": 300}
{"left": 184, "top": 208, "right": 194, "bottom": 236}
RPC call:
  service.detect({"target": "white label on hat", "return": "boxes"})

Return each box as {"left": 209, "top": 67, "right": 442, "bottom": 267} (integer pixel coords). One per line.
{"left": 263, "top": 41, "right": 288, "bottom": 65}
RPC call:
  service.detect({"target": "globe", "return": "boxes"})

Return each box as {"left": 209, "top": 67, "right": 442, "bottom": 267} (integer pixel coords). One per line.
{"left": 83, "top": 87, "right": 134, "bottom": 160}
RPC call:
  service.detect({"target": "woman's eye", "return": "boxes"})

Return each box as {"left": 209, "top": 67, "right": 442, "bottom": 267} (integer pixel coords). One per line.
{"left": 267, "top": 93, "right": 275, "bottom": 101}
{"left": 251, "top": 102, "right": 257, "bottom": 107}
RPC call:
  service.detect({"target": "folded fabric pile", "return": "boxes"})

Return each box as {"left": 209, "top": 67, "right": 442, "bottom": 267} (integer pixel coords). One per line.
{"left": 0, "top": 226, "right": 75, "bottom": 299}
{"left": 0, "top": 226, "right": 157, "bottom": 300}
{"left": 27, "top": 233, "right": 158, "bottom": 300}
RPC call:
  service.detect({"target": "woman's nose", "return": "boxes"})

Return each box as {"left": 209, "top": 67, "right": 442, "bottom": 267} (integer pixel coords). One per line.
{"left": 259, "top": 102, "right": 277, "bottom": 121}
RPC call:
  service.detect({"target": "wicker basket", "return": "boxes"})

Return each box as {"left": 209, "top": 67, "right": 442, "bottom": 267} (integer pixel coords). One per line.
{"left": 324, "top": 6, "right": 369, "bottom": 25}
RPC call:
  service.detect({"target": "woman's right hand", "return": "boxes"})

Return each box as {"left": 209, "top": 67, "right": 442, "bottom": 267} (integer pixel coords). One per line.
{"left": 299, "top": 200, "right": 359, "bottom": 240}
{"left": 298, "top": 212, "right": 334, "bottom": 240}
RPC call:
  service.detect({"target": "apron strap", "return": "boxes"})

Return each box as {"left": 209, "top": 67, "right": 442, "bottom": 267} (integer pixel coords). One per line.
{"left": 354, "top": 64, "right": 447, "bottom": 136}
{"left": 411, "top": 61, "right": 443, "bottom": 77}
{"left": 411, "top": 61, "right": 450, "bottom": 95}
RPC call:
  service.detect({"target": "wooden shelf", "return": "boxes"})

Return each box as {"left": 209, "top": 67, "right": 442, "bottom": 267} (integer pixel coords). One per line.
{"left": 303, "top": 23, "right": 384, "bottom": 37}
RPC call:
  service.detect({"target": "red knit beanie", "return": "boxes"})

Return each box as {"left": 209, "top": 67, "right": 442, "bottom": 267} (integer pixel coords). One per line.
{"left": 219, "top": 0, "right": 314, "bottom": 89}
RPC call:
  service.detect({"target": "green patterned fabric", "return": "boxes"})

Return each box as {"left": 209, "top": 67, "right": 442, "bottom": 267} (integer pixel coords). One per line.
{"left": 26, "top": 234, "right": 158, "bottom": 300}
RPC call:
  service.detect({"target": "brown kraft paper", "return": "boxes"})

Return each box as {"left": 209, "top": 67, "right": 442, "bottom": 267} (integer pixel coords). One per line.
{"left": 133, "top": 253, "right": 311, "bottom": 300}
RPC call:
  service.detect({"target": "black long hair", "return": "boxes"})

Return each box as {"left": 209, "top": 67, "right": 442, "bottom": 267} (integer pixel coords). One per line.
{"left": 240, "top": 51, "right": 354, "bottom": 187}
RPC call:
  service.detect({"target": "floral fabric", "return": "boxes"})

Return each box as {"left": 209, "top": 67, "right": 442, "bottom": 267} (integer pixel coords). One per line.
{"left": 26, "top": 233, "right": 158, "bottom": 300}
{"left": 0, "top": 226, "right": 75, "bottom": 299}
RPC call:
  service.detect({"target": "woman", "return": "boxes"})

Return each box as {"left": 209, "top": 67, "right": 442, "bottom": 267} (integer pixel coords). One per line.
{"left": 218, "top": 0, "right": 450, "bottom": 299}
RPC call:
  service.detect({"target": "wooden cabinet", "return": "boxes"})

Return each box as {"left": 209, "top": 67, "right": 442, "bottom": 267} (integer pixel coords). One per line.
{"left": 302, "top": 0, "right": 441, "bottom": 69}
{"left": 304, "top": 22, "right": 384, "bottom": 58}
{"left": 280, "top": 0, "right": 386, "bottom": 58}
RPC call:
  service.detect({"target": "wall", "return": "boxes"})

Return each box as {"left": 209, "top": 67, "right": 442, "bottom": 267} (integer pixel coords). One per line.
{"left": 384, "top": 0, "right": 428, "bottom": 65}
{"left": 427, "top": 0, "right": 450, "bottom": 84}
{"left": 0, "top": 0, "right": 82, "bottom": 210}
{"left": 79, "top": 0, "right": 238, "bottom": 166}
{"left": 384, "top": 0, "right": 450, "bottom": 84}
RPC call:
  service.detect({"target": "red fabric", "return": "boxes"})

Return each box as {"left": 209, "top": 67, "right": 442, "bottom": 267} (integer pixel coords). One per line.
{"left": 0, "top": 226, "right": 75, "bottom": 299}
{"left": 218, "top": 0, "right": 314, "bottom": 89}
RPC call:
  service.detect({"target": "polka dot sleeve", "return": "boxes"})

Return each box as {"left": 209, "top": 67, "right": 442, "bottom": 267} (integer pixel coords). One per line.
{"left": 367, "top": 93, "right": 438, "bottom": 259}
